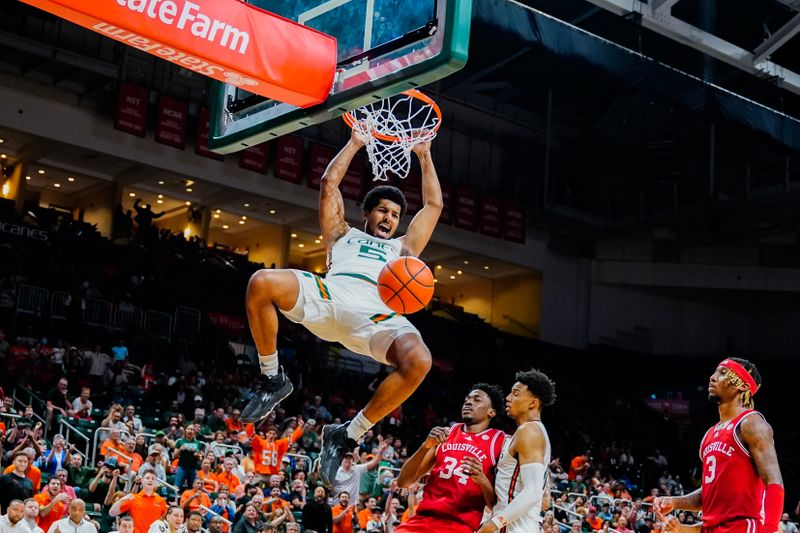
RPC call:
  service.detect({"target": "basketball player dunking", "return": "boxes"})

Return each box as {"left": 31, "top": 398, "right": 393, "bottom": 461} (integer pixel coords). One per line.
{"left": 242, "top": 128, "right": 443, "bottom": 487}
{"left": 655, "top": 358, "right": 784, "bottom": 533}
{"left": 478, "top": 369, "right": 556, "bottom": 533}
{"left": 394, "top": 384, "right": 507, "bottom": 533}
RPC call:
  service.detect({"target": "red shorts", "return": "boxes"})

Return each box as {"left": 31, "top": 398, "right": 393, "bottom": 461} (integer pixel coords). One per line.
{"left": 703, "top": 518, "right": 761, "bottom": 533}
{"left": 394, "top": 515, "right": 473, "bottom": 533}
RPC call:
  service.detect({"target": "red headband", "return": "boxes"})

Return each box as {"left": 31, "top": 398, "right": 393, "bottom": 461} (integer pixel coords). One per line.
{"left": 719, "top": 359, "right": 758, "bottom": 396}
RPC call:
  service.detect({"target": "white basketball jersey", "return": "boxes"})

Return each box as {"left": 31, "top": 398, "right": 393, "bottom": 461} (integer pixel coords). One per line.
{"left": 491, "top": 421, "right": 551, "bottom": 533}
{"left": 327, "top": 227, "right": 403, "bottom": 281}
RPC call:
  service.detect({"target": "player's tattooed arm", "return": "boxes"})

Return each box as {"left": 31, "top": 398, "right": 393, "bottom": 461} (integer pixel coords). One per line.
{"left": 319, "top": 129, "right": 366, "bottom": 245}
{"left": 397, "top": 427, "right": 447, "bottom": 487}
{"left": 401, "top": 141, "right": 442, "bottom": 257}
{"left": 739, "top": 415, "right": 783, "bottom": 486}
{"left": 739, "top": 415, "right": 784, "bottom": 533}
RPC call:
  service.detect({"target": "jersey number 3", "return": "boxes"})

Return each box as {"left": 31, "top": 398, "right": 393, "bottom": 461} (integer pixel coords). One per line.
{"left": 439, "top": 457, "right": 470, "bottom": 485}
{"left": 704, "top": 455, "right": 716, "bottom": 484}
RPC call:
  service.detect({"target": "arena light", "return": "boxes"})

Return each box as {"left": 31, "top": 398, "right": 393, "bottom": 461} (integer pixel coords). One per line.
{"left": 483, "top": 265, "right": 489, "bottom": 270}
{"left": 158, "top": 180, "right": 165, "bottom": 185}
{"left": 291, "top": 233, "right": 298, "bottom": 238}
{"left": 457, "top": 270, "right": 462, "bottom": 275}
{"left": 269, "top": 209, "right": 276, "bottom": 214}
{"left": 244, "top": 203, "right": 250, "bottom": 207}
{"left": 0, "top": 154, "right": 7, "bottom": 159}
{"left": 0, "top": 138, "right": 4, "bottom": 143}
{"left": 449, "top": 275, "right": 455, "bottom": 279}
{"left": 25, "top": 176, "right": 31, "bottom": 181}
{"left": 38, "top": 169, "right": 45, "bottom": 174}
{"left": 314, "top": 239, "right": 321, "bottom": 244}
{"left": 213, "top": 214, "right": 220, "bottom": 219}
{"left": 67, "top": 177, "right": 75, "bottom": 182}
{"left": 185, "top": 201, "right": 191, "bottom": 206}
{"left": 435, "top": 265, "right": 442, "bottom": 270}
{"left": 54, "top": 183, "right": 61, "bottom": 188}
{"left": 129, "top": 192, "right": 136, "bottom": 197}
{"left": 156, "top": 199, "right": 163, "bottom": 204}
{"left": 238, "top": 220, "right": 245, "bottom": 225}
{"left": 463, "top": 260, "right": 469, "bottom": 264}
{"left": 158, "top": 194, "right": 163, "bottom": 199}
{"left": 222, "top": 224, "right": 229, "bottom": 229}
{"left": 216, "top": 209, "right": 221, "bottom": 213}
{"left": 186, "top": 187, "right": 193, "bottom": 193}
{"left": 1, "top": 181, "right": 9, "bottom": 197}
{"left": 183, "top": 227, "right": 191, "bottom": 238}
{"left": 298, "top": 243, "right": 305, "bottom": 248}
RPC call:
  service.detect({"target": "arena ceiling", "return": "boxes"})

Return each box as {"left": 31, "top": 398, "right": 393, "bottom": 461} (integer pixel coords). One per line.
{"left": 3, "top": 0, "right": 800, "bottom": 254}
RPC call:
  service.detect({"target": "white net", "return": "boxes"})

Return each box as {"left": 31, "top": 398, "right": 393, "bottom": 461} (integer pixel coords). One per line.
{"left": 346, "top": 90, "right": 441, "bottom": 181}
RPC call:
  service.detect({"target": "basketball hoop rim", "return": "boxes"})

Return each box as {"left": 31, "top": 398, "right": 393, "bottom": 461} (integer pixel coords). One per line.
{"left": 342, "top": 89, "right": 442, "bottom": 143}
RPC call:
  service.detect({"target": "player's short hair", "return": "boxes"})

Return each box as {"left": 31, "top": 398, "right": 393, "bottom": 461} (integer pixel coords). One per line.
{"left": 516, "top": 368, "right": 557, "bottom": 407}
{"left": 470, "top": 382, "right": 505, "bottom": 416}
{"left": 187, "top": 511, "right": 203, "bottom": 520}
{"left": 363, "top": 185, "right": 407, "bottom": 218}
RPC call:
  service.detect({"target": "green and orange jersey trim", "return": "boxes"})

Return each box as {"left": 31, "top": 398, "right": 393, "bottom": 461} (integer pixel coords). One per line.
{"left": 302, "top": 272, "right": 332, "bottom": 300}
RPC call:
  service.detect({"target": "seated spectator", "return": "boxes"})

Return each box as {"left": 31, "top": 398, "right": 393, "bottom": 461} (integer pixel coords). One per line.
{"left": 101, "top": 405, "right": 128, "bottom": 432}
{"left": 180, "top": 478, "right": 212, "bottom": 514}
{"left": 302, "top": 487, "right": 332, "bottom": 533}
{"left": 585, "top": 507, "right": 603, "bottom": 531}
{"left": 71, "top": 388, "right": 93, "bottom": 420}
{"left": 138, "top": 444, "right": 167, "bottom": 482}
{"left": 109, "top": 515, "right": 134, "bottom": 533}
{"left": 40, "top": 434, "right": 71, "bottom": 475}
{"left": 197, "top": 458, "right": 220, "bottom": 493}
{"left": 287, "top": 479, "right": 306, "bottom": 511}
{"left": 262, "top": 487, "right": 291, "bottom": 515}
{"left": 209, "top": 432, "right": 231, "bottom": 459}
{"left": 357, "top": 497, "right": 378, "bottom": 531}
{"left": 207, "top": 408, "right": 228, "bottom": 434}
{"left": 100, "top": 429, "right": 125, "bottom": 460}
{"left": 52, "top": 469, "right": 77, "bottom": 500}
{"left": 23, "top": 498, "right": 44, "bottom": 533}
{"left": 233, "top": 503, "right": 263, "bottom": 533}
{"left": 216, "top": 457, "right": 241, "bottom": 493}
{"left": 123, "top": 405, "right": 142, "bottom": 433}
{"left": 64, "top": 454, "right": 90, "bottom": 493}
{"left": 147, "top": 505, "right": 184, "bottom": 533}
{"left": 34, "top": 477, "right": 69, "bottom": 533}
{"left": 568, "top": 474, "right": 587, "bottom": 494}
{"left": 120, "top": 438, "right": 144, "bottom": 473}
{"left": 210, "top": 493, "right": 236, "bottom": 533}
{"left": 45, "top": 378, "right": 73, "bottom": 419}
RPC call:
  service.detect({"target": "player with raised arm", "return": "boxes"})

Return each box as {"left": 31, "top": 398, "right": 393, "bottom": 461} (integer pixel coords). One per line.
{"left": 478, "top": 368, "right": 556, "bottom": 533}
{"left": 394, "top": 384, "right": 506, "bottom": 533}
{"left": 654, "top": 358, "right": 784, "bottom": 533}
{"left": 241, "top": 127, "right": 443, "bottom": 487}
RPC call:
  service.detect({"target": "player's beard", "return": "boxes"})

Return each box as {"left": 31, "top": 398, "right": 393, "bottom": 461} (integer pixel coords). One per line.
{"left": 707, "top": 392, "right": 721, "bottom": 403}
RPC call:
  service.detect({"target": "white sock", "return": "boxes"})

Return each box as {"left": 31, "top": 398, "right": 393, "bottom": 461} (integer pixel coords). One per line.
{"left": 346, "top": 410, "right": 374, "bottom": 441}
{"left": 258, "top": 351, "right": 279, "bottom": 376}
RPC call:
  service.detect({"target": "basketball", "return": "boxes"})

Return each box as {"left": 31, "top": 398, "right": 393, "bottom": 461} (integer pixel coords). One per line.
{"left": 377, "top": 256, "right": 435, "bottom": 314}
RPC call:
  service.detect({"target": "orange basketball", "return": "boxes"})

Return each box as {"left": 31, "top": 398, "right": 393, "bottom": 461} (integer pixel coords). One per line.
{"left": 377, "top": 256, "right": 435, "bottom": 314}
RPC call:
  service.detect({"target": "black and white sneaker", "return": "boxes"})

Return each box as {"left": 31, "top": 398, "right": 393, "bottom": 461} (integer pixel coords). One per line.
{"left": 240, "top": 367, "right": 294, "bottom": 423}
{"left": 319, "top": 422, "right": 358, "bottom": 488}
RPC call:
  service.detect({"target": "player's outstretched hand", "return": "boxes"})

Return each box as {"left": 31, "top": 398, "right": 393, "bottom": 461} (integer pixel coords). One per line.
{"left": 424, "top": 427, "right": 449, "bottom": 449}
{"left": 412, "top": 138, "right": 431, "bottom": 156}
{"left": 653, "top": 497, "right": 673, "bottom": 520}
{"left": 461, "top": 456, "right": 488, "bottom": 484}
{"left": 350, "top": 123, "right": 369, "bottom": 147}
{"left": 662, "top": 515, "right": 681, "bottom": 533}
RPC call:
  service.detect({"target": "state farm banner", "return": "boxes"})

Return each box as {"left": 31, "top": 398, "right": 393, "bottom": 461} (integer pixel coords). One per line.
{"left": 504, "top": 201, "right": 526, "bottom": 243}
{"left": 21, "top": 0, "right": 337, "bottom": 108}
{"left": 307, "top": 144, "right": 335, "bottom": 190}
{"left": 155, "top": 95, "right": 188, "bottom": 149}
{"left": 439, "top": 183, "right": 453, "bottom": 225}
{"left": 239, "top": 142, "right": 269, "bottom": 174}
{"left": 274, "top": 136, "right": 303, "bottom": 183}
{"left": 114, "top": 82, "right": 148, "bottom": 137}
{"left": 342, "top": 158, "right": 365, "bottom": 201}
{"left": 479, "top": 194, "right": 502, "bottom": 238}
{"left": 454, "top": 187, "right": 478, "bottom": 231}
{"left": 400, "top": 172, "right": 422, "bottom": 215}
{"left": 195, "top": 107, "right": 224, "bottom": 161}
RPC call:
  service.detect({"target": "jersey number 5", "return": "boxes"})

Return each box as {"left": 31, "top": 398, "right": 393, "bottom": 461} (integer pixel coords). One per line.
{"left": 704, "top": 455, "right": 716, "bottom": 484}
{"left": 439, "top": 457, "right": 470, "bottom": 485}
{"left": 358, "top": 244, "right": 387, "bottom": 262}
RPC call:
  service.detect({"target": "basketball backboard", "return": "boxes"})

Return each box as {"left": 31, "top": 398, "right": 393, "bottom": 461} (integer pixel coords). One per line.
{"left": 208, "top": 0, "right": 471, "bottom": 153}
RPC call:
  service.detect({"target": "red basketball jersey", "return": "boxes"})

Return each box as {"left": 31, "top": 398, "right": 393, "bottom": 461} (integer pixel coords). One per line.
{"left": 699, "top": 410, "right": 765, "bottom": 529}
{"left": 414, "top": 424, "right": 505, "bottom": 531}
